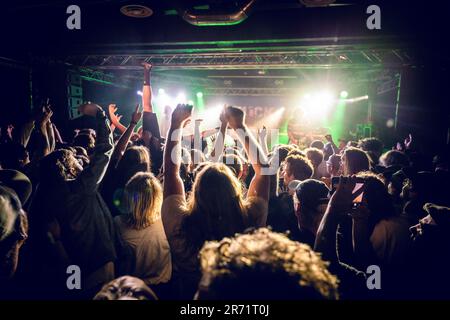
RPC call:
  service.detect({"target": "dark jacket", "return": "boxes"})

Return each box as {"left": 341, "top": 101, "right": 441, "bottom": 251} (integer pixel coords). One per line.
{"left": 28, "top": 111, "right": 118, "bottom": 289}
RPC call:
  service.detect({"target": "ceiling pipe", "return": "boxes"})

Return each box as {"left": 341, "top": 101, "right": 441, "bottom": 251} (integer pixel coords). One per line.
{"left": 178, "top": 0, "right": 258, "bottom": 27}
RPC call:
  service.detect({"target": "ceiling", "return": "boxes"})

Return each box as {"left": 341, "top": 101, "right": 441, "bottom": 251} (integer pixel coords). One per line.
{"left": 1, "top": 0, "right": 449, "bottom": 96}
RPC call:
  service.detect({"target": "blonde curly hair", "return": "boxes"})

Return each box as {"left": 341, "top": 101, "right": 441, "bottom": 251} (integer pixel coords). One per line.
{"left": 198, "top": 228, "right": 340, "bottom": 300}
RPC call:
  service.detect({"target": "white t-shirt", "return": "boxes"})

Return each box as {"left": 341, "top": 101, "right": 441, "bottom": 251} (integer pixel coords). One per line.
{"left": 115, "top": 216, "right": 172, "bottom": 285}
{"left": 161, "top": 194, "right": 268, "bottom": 273}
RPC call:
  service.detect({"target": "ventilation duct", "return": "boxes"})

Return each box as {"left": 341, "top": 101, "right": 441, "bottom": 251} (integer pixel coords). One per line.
{"left": 178, "top": 0, "right": 258, "bottom": 26}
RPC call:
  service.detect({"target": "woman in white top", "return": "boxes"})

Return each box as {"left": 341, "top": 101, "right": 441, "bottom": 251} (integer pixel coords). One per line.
{"left": 115, "top": 172, "right": 172, "bottom": 286}
{"left": 161, "top": 104, "right": 272, "bottom": 298}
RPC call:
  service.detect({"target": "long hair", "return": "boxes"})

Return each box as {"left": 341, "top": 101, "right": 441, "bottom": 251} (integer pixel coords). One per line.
{"left": 342, "top": 147, "right": 370, "bottom": 175}
{"left": 39, "top": 149, "right": 81, "bottom": 183}
{"left": 123, "top": 172, "right": 162, "bottom": 230}
{"left": 116, "top": 146, "right": 151, "bottom": 187}
{"left": 184, "top": 163, "right": 248, "bottom": 249}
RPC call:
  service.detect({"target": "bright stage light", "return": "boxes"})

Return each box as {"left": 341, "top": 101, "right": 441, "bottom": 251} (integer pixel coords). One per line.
{"left": 158, "top": 88, "right": 165, "bottom": 95}
{"left": 340, "top": 90, "right": 349, "bottom": 99}
{"left": 188, "top": 100, "right": 194, "bottom": 105}
{"left": 299, "top": 91, "right": 334, "bottom": 120}
{"left": 196, "top": 92, "right": 203, "bottom": 98}
{"left": 137, "top": 90, "right": 143, "bottom": 96}
{"left": 176, "top": 92, "right": 187, "bottom": 104}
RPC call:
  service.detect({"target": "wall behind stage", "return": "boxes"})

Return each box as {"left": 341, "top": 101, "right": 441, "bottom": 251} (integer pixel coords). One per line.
{"left": 0, "top": 62, "right": 31, "bottom": 126}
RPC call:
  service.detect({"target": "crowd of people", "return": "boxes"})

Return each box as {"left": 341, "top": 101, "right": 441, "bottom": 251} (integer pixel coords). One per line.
{"left": 1, "top": 63, "right": 449, "bottom": 300}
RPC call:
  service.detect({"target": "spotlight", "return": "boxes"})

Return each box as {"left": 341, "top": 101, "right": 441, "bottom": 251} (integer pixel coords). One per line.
{"left": 340, "top": 91, "right": 349, "bottom": 99}
{"left": 196, "top": 92, "right": 203, "bottom": 98}
{"left": 176, "top": 92, "right": 186, "bottom": 104}
{"left": 158, "top": 88, "right": 165, "bottom": 95}
{"left": 299, "top": 91, "right": 334, "bottom": 120}
{"left": 137, "top": 90, "right": 143, "bottom": 96}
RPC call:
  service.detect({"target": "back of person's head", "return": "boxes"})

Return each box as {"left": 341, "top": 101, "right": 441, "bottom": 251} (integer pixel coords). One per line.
{"left": 310, "top": 140, "right": 324, "bottom": 150}
{"left": 72, "top": 146, "right": 90, "bottom": 167}
{"left": 196, "top": 228, "right": 339, "bottom": 300}
{"left": 186, "top": 163, "right": 247, "bottom": 248}
{"left": 291, "top": 179, "right": 329, "bottom": 234}
{"left": 272, "top": 145, "right": 296, "bottom": 163}
{"left": 326, "top": 154, "right": 341, "bottom": 176}
{"left": 380, "top": 150, "right": 410, "bottom": 168}
{"left": 342, "top": 147, "right": 370, "bottom": 175}
{"left": 304, "top": 147, "right": 324, "bottom": 169}
{"left": 221, "top": 154, "right": 243, "bottom": 179}
{"left": 123, "top": 172, "right": 163, "bottom": 230}
{"left": 93, "top": 276, "right": 158, "bottom": 300}
{"left": 358, "top": 137, "right": 384, "bottom": 158}
{"left": 116, "top": 146, "right": 151, "bottom": 185}
{"left": 72, "top": 133, "right": 95, "bottom": 153}
{"left": 284, "top": 154, "right": 313, "bottom": 182}
{"left": 287, "top": 148, "right": 305, "bottom": 158}
{"left": 357, "top": 171, "right": 395, "bottom": 226}
{"left": 293, "top": 179, "right": 329, "bottom": 213}
{"left": 39, "top": 149, "right": 83, "bottom": 183}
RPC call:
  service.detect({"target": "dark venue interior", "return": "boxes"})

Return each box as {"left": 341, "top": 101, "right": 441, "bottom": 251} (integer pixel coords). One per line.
{"left": 0, "top": 0, "right": 449, "bottom": 304}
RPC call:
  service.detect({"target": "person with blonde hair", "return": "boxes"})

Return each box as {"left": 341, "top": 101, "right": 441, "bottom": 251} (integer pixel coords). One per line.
{"left": 162, "top": 104, "right": 271, "bottom": 298}
{"left": 115, "top": 172, "right": 172, "bottom": 286}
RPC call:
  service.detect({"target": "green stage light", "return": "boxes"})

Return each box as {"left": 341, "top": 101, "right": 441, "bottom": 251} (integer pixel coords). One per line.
{"left": 196, "top": 92, "right": 203, "bottom": 98}
{"left": 340, "top": 91, "right": 349, "bottom": 99}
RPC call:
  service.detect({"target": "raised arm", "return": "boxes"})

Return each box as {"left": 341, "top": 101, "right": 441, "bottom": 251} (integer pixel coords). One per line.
{"left": 258, "top": 126, "right": 269, "bottom": 156}
{"left": 75, "top": 104, "right": 113, "bottom": 193}
{"left": 210, "top": 109, "right": 227, "bottom": 162}
{"left": 226, "top": 106, "right": 271, "bottom": 201}
{"left": 315, "top": 176, "right": 356, "bottom": 263}
{"left": 108, "top": 104, "right": 127, "bottom": 133}
{"left": 111, "top": 104, "right": 142, "bottom": 163}
{"left": 32, "top": 106, "right": 54, "bottom": 161}
{"left": 163, "top": 104, "right": 192, "bottom": 199}
{"left": 325, "top": 134, "right": 339, "bottom": 155}
{"left": 142, "top": 62, "right": 153, "bottom": 113}
{"left": 141, "top": 63, "right": 162, "bottom": 141}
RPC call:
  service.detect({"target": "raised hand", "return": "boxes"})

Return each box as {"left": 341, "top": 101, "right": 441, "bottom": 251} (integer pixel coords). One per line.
{"left": 108, "top": 104, "right": 123, "bottom": 123}
{"left": 142, "top": 62, "right": 153, "bottom": 70}
{"left": 43, "top": 105, "right": 53, "bottom": 123}
{"left": 259, "top": 126, "right": 267, "bottom": 138}
{"left": 404, "top": 134, "right": 413, "bottom": 150}
{"left": 328, "top": 176, "right": 357, "bottom": 215}
{"left": 171, "top": 104, "right": 193, "bottom": 128}
{"left": 219, "top": 106, "right": 228, "bottom": 125}
{"left": 131, "top": 104, "right": 143, "bottom": 124}
{"left": 79, "top": 102, "right": 102, "bottom": 117}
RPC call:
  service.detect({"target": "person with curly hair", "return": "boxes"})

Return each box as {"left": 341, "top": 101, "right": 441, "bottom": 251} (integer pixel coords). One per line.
{"left": 195, "top": 228, "right": 339, "bottom": 300}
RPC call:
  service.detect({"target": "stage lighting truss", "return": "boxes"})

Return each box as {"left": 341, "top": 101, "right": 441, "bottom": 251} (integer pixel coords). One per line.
{"left": 65, "top": 48, "right": 413, "bottom": 71}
